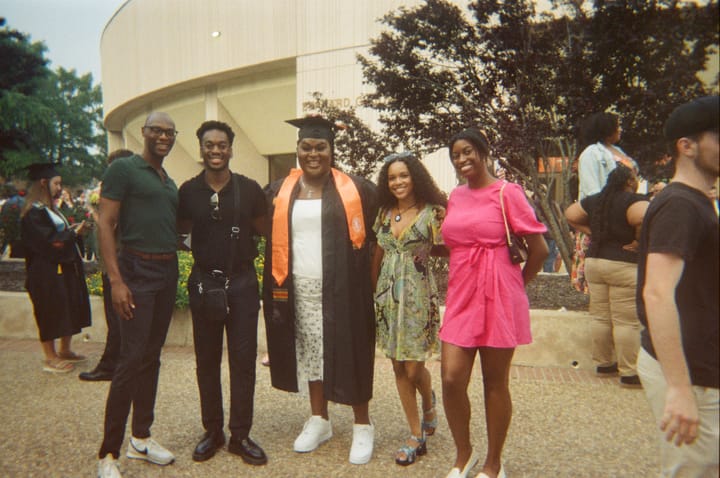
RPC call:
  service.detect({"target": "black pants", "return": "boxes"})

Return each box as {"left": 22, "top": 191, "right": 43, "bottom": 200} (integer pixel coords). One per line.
{"left": 97, "top": 273, "right": 121, "bottom": 372}
{"left": 189, "top": 266, "right": 260, "bottom": 439}
{"left": 99, "top": 253, "right": 178, "bottom": 459}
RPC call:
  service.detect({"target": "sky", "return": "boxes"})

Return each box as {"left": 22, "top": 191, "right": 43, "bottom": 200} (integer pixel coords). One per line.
{"left": 1, "top": 0, "right": 128, "bottom": 84}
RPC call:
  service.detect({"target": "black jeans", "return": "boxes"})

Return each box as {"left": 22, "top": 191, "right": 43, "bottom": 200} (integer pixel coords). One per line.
{"left": 99, "top": 253, "right": 178, "bottom": 459}
{"left": 97, "top": 273, "right": 121, "bottom": 372}
{"left": 188, "top": 265, "right": 260, "bottom": 439}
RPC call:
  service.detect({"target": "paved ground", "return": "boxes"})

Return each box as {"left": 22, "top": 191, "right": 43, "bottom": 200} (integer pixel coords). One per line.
{"left": 0, "top": 338, "right": 661, "bottom": 477}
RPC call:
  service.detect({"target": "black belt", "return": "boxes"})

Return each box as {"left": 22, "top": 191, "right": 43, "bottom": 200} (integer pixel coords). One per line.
{"left": 196, "top": 261, "right": 252, "bottom": 277}
{"left": 124, "top": 248, "right": 176, "bottom": 261}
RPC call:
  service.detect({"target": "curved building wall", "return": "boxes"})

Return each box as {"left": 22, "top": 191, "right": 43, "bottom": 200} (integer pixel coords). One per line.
{"left": 101, "top": 0, "right": 459, "bottom": 191}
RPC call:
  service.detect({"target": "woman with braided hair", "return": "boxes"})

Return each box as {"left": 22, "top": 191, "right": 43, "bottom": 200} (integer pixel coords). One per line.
{"left": 572, "top": 112, "right": 638, "bottom": 294}
{"left": 565, "top": 164, "right": 649, "bottom": 387}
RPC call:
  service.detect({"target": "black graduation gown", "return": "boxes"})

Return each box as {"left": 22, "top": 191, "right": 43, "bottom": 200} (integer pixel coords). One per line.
{"left": 263, "top": 173, "right": 378, "bottom": 405}
{"left": 21, "top": 205, "right": 91, "bottom": 341}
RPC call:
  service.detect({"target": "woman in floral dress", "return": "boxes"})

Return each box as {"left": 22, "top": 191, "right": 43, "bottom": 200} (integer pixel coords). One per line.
{"left": 371, "top": 152, "right": 447, "bottom": 466}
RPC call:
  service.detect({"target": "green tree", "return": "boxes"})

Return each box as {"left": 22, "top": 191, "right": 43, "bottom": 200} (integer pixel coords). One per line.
{"left": 359, "top": 0, "right": 718, "bottom": 272}
{"left": 0, "top": 20, "right": 106, "bottom": 186}
{"left": 40, "top": 68, "right": 106, "bottom": 186}
{"left": 0, "top": 19, "right": 53, "bottom": 176}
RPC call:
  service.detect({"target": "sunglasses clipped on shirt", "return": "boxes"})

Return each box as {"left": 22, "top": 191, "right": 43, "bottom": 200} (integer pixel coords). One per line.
{"left": 210, "top": 192, "right": 221, "bottom": 220}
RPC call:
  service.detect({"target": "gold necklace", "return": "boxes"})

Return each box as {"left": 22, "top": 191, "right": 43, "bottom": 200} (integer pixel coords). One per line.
{"left": 394, "top": 203, "right": 417, "bottom": 222}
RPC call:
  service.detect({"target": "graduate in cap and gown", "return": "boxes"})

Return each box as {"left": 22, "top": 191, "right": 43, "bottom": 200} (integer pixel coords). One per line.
{"left": 263, "top": 116, "right": 379, "bottom": 464}
{"left": 20, "top": 162, "right": 92, "bottom": 373}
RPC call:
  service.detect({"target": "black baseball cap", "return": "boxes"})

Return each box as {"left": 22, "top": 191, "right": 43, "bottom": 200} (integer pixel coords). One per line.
{"left": 664, "top": 96, "right": 719, "bottom": 142}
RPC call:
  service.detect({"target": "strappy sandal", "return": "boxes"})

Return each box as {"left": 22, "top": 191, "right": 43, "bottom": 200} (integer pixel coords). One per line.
{"left": 57, "top": 351, "right": 87, "bottom": 362}
{"left": 395, "top": 433, "right": 427, "bottom": 466}
{"left": 422, "top": 390, "right": 438, "bottom": 436}
{"left": 42, "top": 359, "right": 74, "bottom": 374}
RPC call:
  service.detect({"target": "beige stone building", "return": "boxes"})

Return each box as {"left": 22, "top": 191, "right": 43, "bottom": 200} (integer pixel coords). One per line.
{"left": 100, "top": 0, "right": 460, "bottom": 190}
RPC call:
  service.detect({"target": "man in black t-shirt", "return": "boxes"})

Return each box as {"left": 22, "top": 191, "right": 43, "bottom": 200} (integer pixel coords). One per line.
{"left": 636, "top": 96, "right": 719, "bottom": 475}
{"left": 177, "top": 121, "right": 268, "bottom": 466}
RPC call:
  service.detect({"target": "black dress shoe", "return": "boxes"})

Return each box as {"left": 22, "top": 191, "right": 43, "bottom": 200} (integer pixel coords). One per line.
{"left": 78, "top": 366, "right": 114, "bottom": 382}
{"left": 228, "top": 436, "right": 267, "bottom": 465}
{"left": 193, "top": 430, "right": 226, "bottom": 462}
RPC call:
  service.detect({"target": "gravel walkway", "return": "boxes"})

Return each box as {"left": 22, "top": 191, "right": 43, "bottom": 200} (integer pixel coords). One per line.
{"left": 0, "top": 339, "right": 660, "bottom": 477}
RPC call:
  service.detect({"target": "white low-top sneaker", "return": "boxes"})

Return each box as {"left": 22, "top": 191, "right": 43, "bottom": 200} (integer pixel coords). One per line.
{"left": 126, "top": 436, "right": 175, "bottom": 465}
{"left": 349, "top": 422, "right": 374, "bottom": 465}
{"left": 98, "top": 455, "right": 121, "bottom": 478}
{"left": 293, "top": 416, "right": 332, "bottom": 452}
{"left": 445, "top": 451, "right": 479, "bottom": 478}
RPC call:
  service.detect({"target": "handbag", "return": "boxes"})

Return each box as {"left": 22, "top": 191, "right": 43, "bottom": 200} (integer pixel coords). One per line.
{"left": 499, "top": 182, "right": 529, "bottom": 264}
{"left": 196, "top": 175, "right": 241, "bottom": 321}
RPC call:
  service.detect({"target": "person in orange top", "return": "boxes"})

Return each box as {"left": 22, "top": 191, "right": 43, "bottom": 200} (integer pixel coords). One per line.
{"left": 262, "top": 116, "right": 378, "bottom": 465}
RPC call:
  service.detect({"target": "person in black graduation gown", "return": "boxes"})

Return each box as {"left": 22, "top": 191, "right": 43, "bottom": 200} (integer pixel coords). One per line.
{"left": 263, "top": 116, "right": 378, "bottom": 465}
{"left": 20, "top": 162, "right": 91, "bottom": 373}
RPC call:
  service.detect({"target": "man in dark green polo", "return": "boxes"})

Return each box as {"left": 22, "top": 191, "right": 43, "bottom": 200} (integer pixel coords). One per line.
{"left": 96, "top": 112, "right": 179, "bottom": 478}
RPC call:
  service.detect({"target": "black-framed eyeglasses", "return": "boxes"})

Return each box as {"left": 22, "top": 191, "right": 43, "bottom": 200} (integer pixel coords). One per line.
{"left": 143, "top": 126, "right": 178, "bottom": 138}
{"left": 383, "top": 151, "right": 414, "bottom": 163}
{"left": 210, "top": 192, "right": 221, "bottom": 220}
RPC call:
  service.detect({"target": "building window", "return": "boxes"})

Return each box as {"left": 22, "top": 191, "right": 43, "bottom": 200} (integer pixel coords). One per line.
{"left": 268, "top": 154, "right": 296, "bottom": 182}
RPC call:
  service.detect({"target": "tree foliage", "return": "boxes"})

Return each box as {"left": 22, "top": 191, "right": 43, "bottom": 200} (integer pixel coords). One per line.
{"left": 0, "top": 20, "right": 53, "bottom": 177}
{"left": 358, "top": 0, "right": 719, "bottom": 271}
{"left": 0, "top": 20, "right": 106, "bottom": 186}
{"left": 41, "top": 68, "right": 106, "bottom": 186}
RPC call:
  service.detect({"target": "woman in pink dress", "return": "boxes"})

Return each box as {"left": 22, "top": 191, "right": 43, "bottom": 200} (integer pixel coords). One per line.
{"left": 440, "top": 128, "right": 548, "bottom": 478}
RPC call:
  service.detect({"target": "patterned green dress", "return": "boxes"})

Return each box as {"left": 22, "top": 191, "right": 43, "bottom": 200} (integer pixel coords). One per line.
{"left": 374, "top": 204, "right": 445, "bottom": 361}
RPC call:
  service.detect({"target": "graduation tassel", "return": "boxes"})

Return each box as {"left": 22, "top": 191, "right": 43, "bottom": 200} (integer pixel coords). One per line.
{"left": 57, "top": 264, "right": 62, "bottom": 275}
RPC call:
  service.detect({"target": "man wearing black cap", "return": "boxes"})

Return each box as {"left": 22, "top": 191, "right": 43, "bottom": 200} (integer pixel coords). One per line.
{"left": 95, "top": 112, "right": 180, "bottom": 478}
{"left": 178, "top": 120, "right": 268, "bottom": 465}
{"left": 636, "top": 96, "right": 719, "bottom": 475}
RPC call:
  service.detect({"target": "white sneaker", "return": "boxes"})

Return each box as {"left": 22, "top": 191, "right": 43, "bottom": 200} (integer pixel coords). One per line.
{"left": 349, "top": 422, "right": 374, "bottom": 465}
{"left": 445, "top": 451, "right": 479, "bottom": 478}
{"left": 293, "top": 415, "right": 332, "bottom": 452}
{"left": 98, "top": 455, "right": 121, "bottom": 478}
{"left": 126, "top": 436, "right": 175, "bottom": 465}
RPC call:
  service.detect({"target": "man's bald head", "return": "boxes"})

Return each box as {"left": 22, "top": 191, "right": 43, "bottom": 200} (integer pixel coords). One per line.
{"left": 144, "top": 111, "right": 175, "bottom": 128}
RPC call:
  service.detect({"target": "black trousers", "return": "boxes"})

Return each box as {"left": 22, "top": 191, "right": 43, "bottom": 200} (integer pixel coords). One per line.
{"left": 99, "top": 253, "right": 178, "bottom": 459}
{"left": 189, "top": 266, "right": 260, "bottom": 439}
{"left": 97, "top": 273, "right": 121, "bottom": 372}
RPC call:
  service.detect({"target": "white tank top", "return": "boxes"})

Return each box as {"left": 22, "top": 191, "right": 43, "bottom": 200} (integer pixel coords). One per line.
{"left": 291, "top": 199, "right": 322, "bottom": 279}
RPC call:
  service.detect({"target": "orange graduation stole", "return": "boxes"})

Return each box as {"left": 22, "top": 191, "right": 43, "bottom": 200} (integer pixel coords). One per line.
{"left": 271, "top": 168, "right": 366, "bottom": 287}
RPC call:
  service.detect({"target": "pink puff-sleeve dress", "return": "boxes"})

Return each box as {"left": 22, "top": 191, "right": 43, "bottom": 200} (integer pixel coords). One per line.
{"left": 439, "top": 180, "right": 546, "bottom": 348}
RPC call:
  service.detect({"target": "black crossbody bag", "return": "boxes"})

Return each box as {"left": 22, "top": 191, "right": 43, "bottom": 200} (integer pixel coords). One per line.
{"left": 197, "top": 175, "right": 241, "bottom": 321}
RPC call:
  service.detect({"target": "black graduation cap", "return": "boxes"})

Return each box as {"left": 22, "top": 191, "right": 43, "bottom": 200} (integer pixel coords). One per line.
{"left": 25, "top": 162, "right": 61, "bottom": 181}
{"left": 286, "top": 116, "right": 337, "bottom": 143}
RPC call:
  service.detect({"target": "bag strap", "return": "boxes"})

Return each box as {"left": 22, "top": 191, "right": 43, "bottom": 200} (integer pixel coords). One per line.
{"left": 224, "top": 174, "right": 241, "bottom": 281}
{"left": 499, "top": 181, "right": 513, "bottom": 246}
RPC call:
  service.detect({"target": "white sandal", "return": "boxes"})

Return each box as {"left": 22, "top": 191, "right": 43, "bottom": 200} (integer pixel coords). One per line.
{"left": 43, "top": 359, "right": 74, "bottom": 373}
